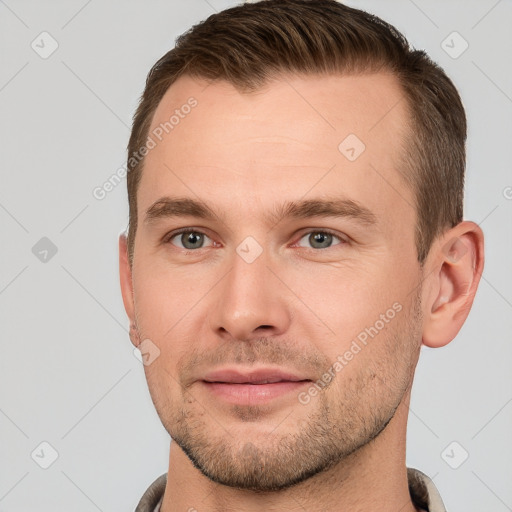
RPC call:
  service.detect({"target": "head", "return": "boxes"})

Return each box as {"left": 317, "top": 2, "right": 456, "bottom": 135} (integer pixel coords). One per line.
{"left": 120, "top": 0, "right": 483, "bottom": 493}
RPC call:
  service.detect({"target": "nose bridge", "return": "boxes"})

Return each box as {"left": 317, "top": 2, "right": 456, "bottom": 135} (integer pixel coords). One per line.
{"left": 209, "top": 241, "right": 290, "bottom": 340}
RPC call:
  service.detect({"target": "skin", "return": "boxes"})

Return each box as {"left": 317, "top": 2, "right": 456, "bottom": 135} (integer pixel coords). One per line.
{"left": 119, "top": 72, "right": 484, "bottom": 512}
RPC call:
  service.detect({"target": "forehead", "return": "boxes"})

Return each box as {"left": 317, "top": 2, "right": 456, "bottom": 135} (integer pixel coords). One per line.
{"left": 139, "top": 72, "right": 414, "bottom": 228}
{"left": 148, "top": 72, "right": 409, "bottom": 150}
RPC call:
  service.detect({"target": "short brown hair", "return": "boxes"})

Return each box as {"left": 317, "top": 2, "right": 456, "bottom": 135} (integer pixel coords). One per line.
{"left": 126, "top": 0, "right": 466, "bottom": 266}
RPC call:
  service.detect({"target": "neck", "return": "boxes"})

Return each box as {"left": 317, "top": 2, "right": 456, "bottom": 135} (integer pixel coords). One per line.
{"left": 161, "top": 392, "right": 419, "bottom": 512}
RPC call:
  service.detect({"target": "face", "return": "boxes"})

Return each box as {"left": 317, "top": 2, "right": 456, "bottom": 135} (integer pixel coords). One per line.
{"left": 125, "top": 72, "right": 425, "bottom": 491}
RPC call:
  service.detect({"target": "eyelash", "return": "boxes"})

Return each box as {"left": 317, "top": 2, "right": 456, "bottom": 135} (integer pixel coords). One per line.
{"left": 163, "top": 228, "right": 347, "bottom": 251}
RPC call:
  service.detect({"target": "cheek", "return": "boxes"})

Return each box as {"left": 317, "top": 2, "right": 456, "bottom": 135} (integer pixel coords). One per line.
{"left": 289, "top": 262, "right": 402, "bottom": 340}
{"left": 131, "top": 264, "right": 216, "bottom": 382}
{"left": 132, "top": 261, "right": 207, "bottom": 337}
{"left": 290, "top": 261, "right": 420, "bottom": 384}
{"left": 327, "top": 296, "right": 420, "bottom": 402}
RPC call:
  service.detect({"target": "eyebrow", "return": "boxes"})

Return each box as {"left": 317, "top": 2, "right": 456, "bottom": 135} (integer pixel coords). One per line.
{"left": 143, "top": 196, "right": 378, "bottom": 228}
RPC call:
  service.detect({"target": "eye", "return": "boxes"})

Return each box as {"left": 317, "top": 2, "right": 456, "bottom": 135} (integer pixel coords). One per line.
{"left": 165, "top": 229, "right": 214, "bottom": 250}
{"left": 163, "top": 228, "right": 346, "bottom": 252}
{"left": 296, "top": 230, "right": 346, "bottom": 249}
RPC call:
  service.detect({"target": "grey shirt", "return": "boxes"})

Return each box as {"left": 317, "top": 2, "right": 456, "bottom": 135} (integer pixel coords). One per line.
{"left": 135, "top": 467, "right": 447, "bottom": 511}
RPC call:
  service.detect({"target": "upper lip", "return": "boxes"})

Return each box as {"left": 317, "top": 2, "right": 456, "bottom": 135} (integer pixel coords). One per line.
{"left": 202, "top": 368, "right": 311, "bottom": 384}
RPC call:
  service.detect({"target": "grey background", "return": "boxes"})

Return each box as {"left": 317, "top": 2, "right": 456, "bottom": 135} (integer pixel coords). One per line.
{"left": 0, "top": 0, "right": 511, "bottom": 510}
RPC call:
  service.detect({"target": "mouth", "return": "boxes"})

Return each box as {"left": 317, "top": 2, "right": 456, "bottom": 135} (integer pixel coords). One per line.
{"left": 200, "top": 367, "right": 312, "bottom": 404}
{"left": 203, "top": 367, "right": 310, "bottom": 384}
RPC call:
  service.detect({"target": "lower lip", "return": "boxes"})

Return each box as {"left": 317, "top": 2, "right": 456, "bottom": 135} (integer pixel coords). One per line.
{"left": 201, "top": 381, "right": 310, "bottom": 405}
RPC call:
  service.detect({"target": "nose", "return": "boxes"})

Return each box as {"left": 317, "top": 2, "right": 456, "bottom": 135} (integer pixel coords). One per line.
{"left": 208, "top": 248, "right": 292, "bottom": 342}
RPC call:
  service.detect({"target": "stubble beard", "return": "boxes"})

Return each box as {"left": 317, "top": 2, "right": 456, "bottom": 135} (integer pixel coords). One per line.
{"left": 151, "top": 293, "right": 423, "bottom": 492}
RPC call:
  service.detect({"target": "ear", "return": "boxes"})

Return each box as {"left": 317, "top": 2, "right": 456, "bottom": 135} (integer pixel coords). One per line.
{"left": 119, "top": 232, "right": 140, "bottom": 348}
{"left": 422, "top": 221, "right": 484, "bottom": 348}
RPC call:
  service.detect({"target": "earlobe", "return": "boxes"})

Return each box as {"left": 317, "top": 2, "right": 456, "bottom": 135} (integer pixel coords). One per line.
{"left": 422, "top": 221, "right": 484, "bottom": 348}
{"left": 119, "top": 232, "right": 139, "bottom": 346}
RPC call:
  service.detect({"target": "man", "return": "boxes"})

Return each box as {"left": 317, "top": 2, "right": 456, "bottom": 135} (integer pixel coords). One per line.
{"left": 119, "top": 1, "right": 484, "bottom": 510}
